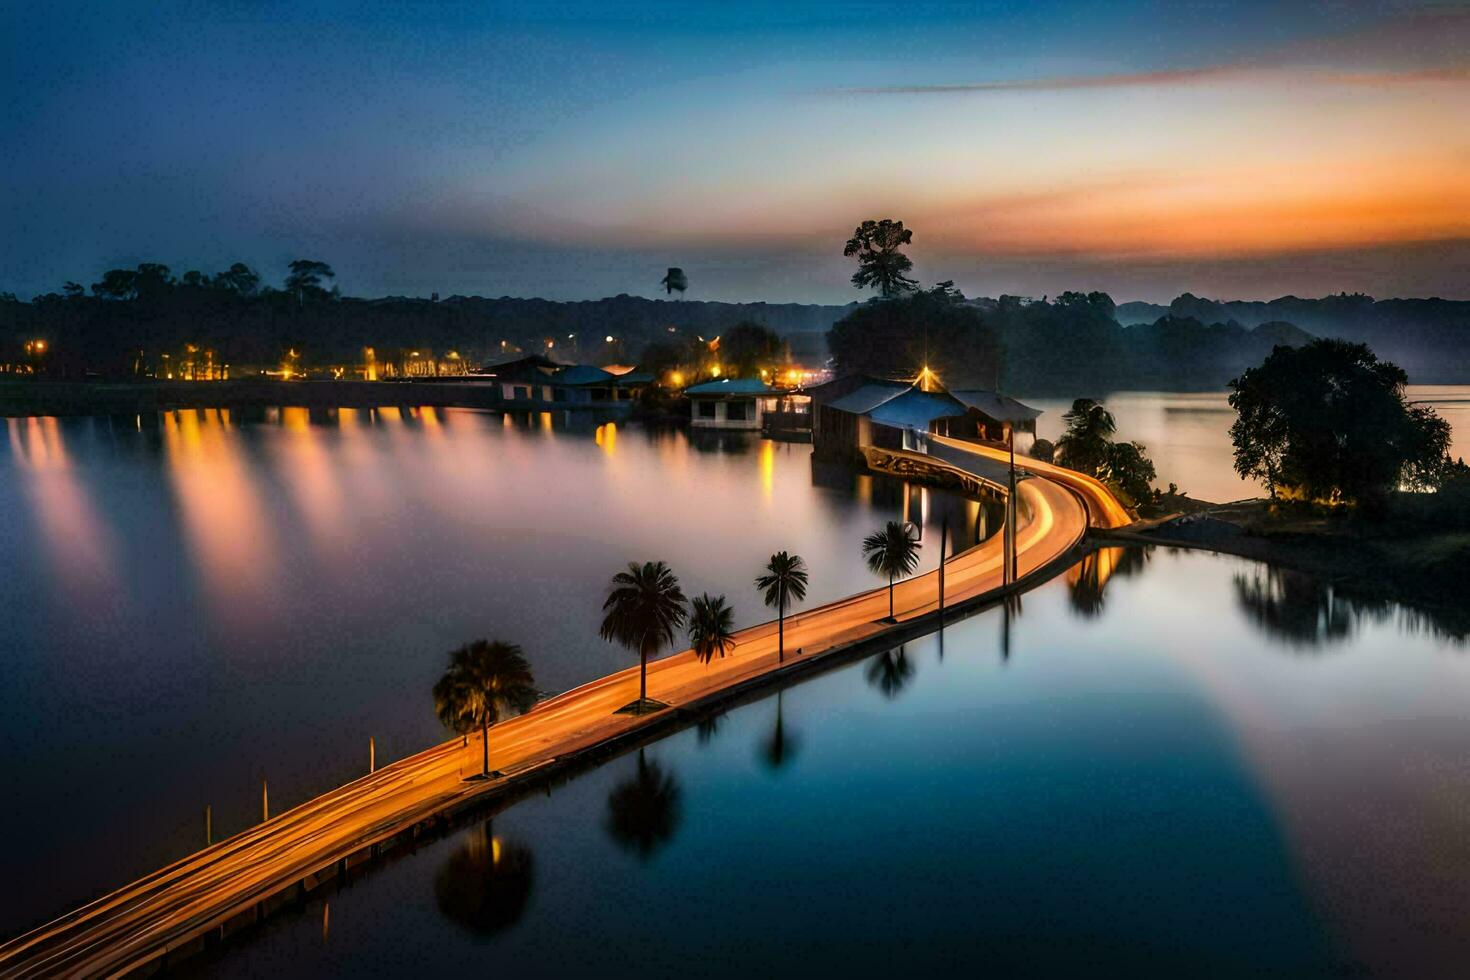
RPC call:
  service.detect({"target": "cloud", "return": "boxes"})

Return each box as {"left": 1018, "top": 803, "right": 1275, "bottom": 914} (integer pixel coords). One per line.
{"left": 833, "top": 63, "right": 1468, "bottom": 96}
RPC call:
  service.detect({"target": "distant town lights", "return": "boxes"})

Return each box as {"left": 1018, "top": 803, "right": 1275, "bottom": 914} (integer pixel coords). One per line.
{"left": 605, "top": 335, "right": 615, "bottom": 343}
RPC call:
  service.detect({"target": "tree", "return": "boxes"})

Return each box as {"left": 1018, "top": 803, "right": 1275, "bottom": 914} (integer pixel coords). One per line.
{"left": 1228, "top": 339, "right": 1456, "bottom": 503}
{"left": 755, "top": 551, "right": 808, "bottom": 662}
{"left": 688, "top": 593, "right": 737, "bottom": 664}
{"left": 432, "top": 639, "right": 538, "bottom": 778}
{"left": 1055, "top": 398, "right": 1117, "bottom": 475}
{"left": 215, "top": 262, "right": 260, "bottom": 296}
{"left": 1100, "top": 441, "right": 1157, "bottom": 507}
{"left": 660, "top": 267, "right": 688, "bottom": 296}
{"left": 91, "top": 269, "right": 138, "bottom": 300}
{"left": 599, "top": 560, "right": 688, "bottom": 712}
{"left": 862, "top": 521, "right": 921, "bottom": 622}
{"left": 285, "top": 259, "right": 335, "bottom": 306}
{"left": 843, "top": 218, "right": 918, "bottom": 297}
{"left": 865, "top": 645, "right": 915, "bottom": 699}
{"left": 718, "top": 321, "right": 787, "bottom": 378}
{"left": 826, "top": 282, "right": 1000, "bottom": 383}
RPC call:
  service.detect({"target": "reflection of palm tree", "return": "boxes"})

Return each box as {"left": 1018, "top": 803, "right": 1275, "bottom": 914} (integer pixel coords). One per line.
{"left": 433, "top": 640, "right": 537, "bottom": 778}
{"left": 755, "top": 551, "right": 808, "bottom": 662}
{"left": 600, "top": 561, "right": 688, "bottom": 713}
{"left": 1066, "top": 546, "right": 1151, "bottom": 618}
{"left": 688, "top": 593, "right": 737, "bottom": 664}
{"left": 759, "top": 689, "right": 799, "bottom": 771}
{"left": 605, "top": 749, "right": 682, "bottom": 860}
{"left": 696, "top": 712, "right": 724, "bottom": 746}
{"left": 1234, "top": 567, "right": 1352, "bottom": 649}
{"left": 434, "top": 821, "right": 534, "bottom": 936}
{"left": 862, "top": 521, "right": 921, "bottom": 622}
{"left": 866, "top": 645, "right": 914, "bottom": 699}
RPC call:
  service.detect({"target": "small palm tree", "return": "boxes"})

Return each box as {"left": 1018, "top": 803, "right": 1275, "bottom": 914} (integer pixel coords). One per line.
{"left": 433, "top": 640, "right": 537, "bottom": 779}
{"left": 688, "top": 593, "right": 737, "bottom": 664}
{"left": 600, "top": 560, "right": 688, "bottom": 713}
{"left": 755, "top": 551, "right": 808, "bottom": 663}
{"left": 862, "top": 521, "right": 922, "bottom": 622}
{"left": 1056, "top": 398, "right": 1117, "bottom": 475}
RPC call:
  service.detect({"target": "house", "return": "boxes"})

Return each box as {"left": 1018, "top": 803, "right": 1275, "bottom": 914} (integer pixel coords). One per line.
{"left": 812, "top": 374, "right": 1040, "bottom": 460}
{"left": 485, "top": 355, "right": 642, "bottom": 407}
{"left": 685, "top": 377, "right": 773, "bottom": 430}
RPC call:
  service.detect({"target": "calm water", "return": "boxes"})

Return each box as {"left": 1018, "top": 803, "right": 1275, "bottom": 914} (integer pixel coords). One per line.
{"left": 1025, "top": 385, "right": 1470, "bottom": 503}
{"left": 5, "top": 401, "right": 1470, "bottom": 977}
{"left": 182, "top": 546, "right": 1470, "bottom": 979}
{"left": 0, "top": 407, "right": 986, "bottom": 935}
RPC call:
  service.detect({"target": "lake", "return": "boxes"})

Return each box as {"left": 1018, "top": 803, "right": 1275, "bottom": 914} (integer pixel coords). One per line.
{"left": 1024, "top": 384, "right": 1470, "bottom": 503}
{"left": 0, "top": 406, "right": 987, "bottom": 936}
{"left": 3, "top": 396, "right": 1468, "bottom": 978}
{"left": 182, "top": 546, "right": 1470, "bottom": 979}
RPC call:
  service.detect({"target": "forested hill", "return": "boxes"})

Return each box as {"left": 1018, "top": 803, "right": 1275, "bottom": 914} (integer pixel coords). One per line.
{"left": 0, "top": 289, "right": 853, "bottom": 375}
{"left": 1115, "top": 293, "right": 1470, "bottom": 384}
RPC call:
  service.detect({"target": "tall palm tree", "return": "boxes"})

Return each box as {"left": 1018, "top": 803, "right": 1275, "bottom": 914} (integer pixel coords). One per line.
{"left": 862, "top": 521, "right": 922, "bottom": 622}
{"left": 688, "top": 593, "right": 737, "bottom": 664}
{"left": 433, "top": 640, "right": 538, "bottom": 779}
{"left": 755, "top": 551, "right": 808, "bottom": 663}
{"left": 599, "top": 560, "right": 688, "bottom": 713}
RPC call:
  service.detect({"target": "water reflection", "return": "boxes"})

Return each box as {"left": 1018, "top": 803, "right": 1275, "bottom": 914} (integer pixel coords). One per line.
{"left": 865, "top": 645, "right": 915, "bottom": 699}
{"left": 758, "top": 689, "right": 799, "bottom": 771}
{"left": 1066, "top": 546, "right": 1150, "bottom": 618}
{"left": 433, "top": 821, "right": 535, "bottom": 937}
{"left": 604, "top": 749, "right": 682, "bottom": 861}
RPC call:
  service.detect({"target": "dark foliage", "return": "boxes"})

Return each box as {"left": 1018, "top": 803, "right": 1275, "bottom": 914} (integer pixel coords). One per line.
{"left": 826, "top": 283, "right": 1001, "bottom": 384}
{"left": 1228, "top": 339, "right": 1457, "bottom": 503}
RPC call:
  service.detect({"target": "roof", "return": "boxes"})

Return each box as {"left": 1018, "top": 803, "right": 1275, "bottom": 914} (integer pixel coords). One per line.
{"left": 615, "top": 371, "right": 654, "bottom": 385}
{"left": 868, "top": 389, "right": 971, "bottom": 431}
{"left": 826, "top": 383, "right": 912, "bottom": 415}
{"left": 948, "top": 389, "right": 1042, "bottom": 423}
{"left": 554, "top": 364, "right": 616, "bottom": 386}
{"left": 685, "top": 377, "right": 772, "bottom": 396}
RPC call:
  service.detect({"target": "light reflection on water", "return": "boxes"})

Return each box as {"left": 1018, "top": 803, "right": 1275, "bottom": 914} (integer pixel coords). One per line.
{"left": 186, "top": 545, "right": 1469, "bottom": 980}
{"left": 0, "top": 408, "right": 990, "bottom": 936}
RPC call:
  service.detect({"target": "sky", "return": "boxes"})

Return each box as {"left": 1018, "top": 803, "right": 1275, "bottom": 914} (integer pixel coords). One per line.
{"left": 3, "top": 1, "right": 1467, "bottom": 304}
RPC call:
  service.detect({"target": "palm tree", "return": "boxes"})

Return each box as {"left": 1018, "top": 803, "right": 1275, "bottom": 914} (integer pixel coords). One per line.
{"left": 755, "top": 551, "right": 808, "bottom": 663}
{"left": 688, "top": 593, "right": 737, "bottom": 664}
{"left": 433, "top": 640, "right": 537, "bottom": 779}
{"left": 862, "top": 521, "right": 922, "bottom": 622}
{"left": 599, "top": 560, "right": 688, "bottom": 713}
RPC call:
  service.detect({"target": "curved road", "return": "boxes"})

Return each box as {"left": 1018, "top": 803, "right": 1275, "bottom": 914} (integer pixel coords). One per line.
{"left": 0, "top": 439, "right": 1125, "bottom": 978}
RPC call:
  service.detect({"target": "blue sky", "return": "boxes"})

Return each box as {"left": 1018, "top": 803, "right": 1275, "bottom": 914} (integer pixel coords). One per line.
{"left": 3, "top": 1, "right": 1466, "bottom": 302}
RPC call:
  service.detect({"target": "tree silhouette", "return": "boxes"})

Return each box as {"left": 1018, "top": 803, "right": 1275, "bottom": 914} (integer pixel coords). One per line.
{"left": 285, "top": 259, "right": 335, "bottom": 307}
{"left": 605, "top": 749, "right": 682, "bottom": 860}
{"left": 843, "top": 218, "right": 918, "bottom": 297}
{"left": 434, "top": 821, "right": 534, "bottom": 936}
{"left": 688, "top": 592, "right": 737, "bottom": 664}
{"left": 1229, "top": 338, "right": 1458, "bottom": 502}
{"left": 755, "top": 551, "right": 808, "bottom": 662}
{"left": 599, "top": 560, "right": 688, "bottom": 713}
{"left": 433, "top": 639, "right": 538, "bottom": 778}
{"left": 1056, "top": 399, "right": 1117, "bottom": 475}
{"left": 862, "top": 521, "right": 921, "bottom": 622}
{"left": 660, "top": 267, "right": 688, "bottom": 296}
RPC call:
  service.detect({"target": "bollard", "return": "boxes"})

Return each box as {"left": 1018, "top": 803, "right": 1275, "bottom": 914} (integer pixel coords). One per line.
{"left": 262, "top": 778, "right": 269, "bottom": 822}
{"left": 369, "top": 736, "right": 375, "bottom": 774}
{"left": 205, "top": 804, "right": 212, "bottom": 846}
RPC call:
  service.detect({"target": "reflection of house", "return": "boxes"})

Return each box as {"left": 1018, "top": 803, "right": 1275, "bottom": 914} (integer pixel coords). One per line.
{"left": 812, "top": 374, "right": 1039, "bottom": 460}
{"left": 686, "top": 377, "right": 773, "bottom": 430}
